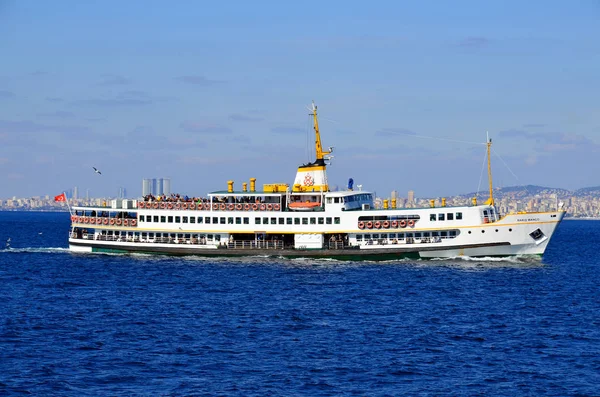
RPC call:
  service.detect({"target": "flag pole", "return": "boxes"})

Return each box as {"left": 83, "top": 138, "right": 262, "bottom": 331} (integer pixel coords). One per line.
{"left": 64, "top": 192, "right": 73, "bottom": 215}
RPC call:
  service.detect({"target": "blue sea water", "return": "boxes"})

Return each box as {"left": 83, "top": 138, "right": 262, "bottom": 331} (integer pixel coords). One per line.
{"left": 0, "top": 212, "right": 599, "bottom": 396}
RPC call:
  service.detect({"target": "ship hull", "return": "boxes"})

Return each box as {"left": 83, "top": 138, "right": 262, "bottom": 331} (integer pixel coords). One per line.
{"left": 68, "top": 239, "right": 537, "bottom": 261}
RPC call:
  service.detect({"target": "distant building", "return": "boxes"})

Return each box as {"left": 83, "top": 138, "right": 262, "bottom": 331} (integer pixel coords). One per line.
{"left": 73, "top": 186, "right": 78, "bottom": 200}
{"left": 408, "top": 190, "right": 415, "bottom": 205}
{"left": 143, "top": 178, "right": 171, "bottom": 197}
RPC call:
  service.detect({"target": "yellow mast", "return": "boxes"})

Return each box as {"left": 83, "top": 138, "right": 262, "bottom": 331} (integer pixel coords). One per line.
{"left": 485, "top": 133, "right": 494, "bottom": 206}
{"left": 312, "top": 101, "right": 331, "bottom": 163}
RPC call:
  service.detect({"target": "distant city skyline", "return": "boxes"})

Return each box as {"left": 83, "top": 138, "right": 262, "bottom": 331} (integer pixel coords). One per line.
{"left": 1, "top": 1, "right": 599, "bottom": 197}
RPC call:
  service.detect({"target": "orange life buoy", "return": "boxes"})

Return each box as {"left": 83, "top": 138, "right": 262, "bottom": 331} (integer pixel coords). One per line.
{"left": 220, "top": 203, "right": 226, "bottom": 211}
{"left": 274, "top": 204, "right": 280, "bottom": 211}
{"left": 182, "top": 203, "right": 188, "bottom": 210}
{"left": 109, "top": 219, "right": 115, "bottom": 225}
{"left": 235, "top": 203, "right": 242, "bottom": 210}
{"left": 167, "top": 203, "right": 173, "bottom": 209}
{"left": 204, "top": 203, "right": 210, "bottom": 210}
{"left": 89, "top": 218, "right": 95, "bottom": 224}
{"left": 244, "top": 204, "right": 250, "bottom": 211}
{"left": 131, "top": 220, "right": 137, "bottom": 227}
{"left": 116, "top": 219, "right": 122, "bottom": 226}
{"left": 267, "top": 204, "right": 273, "bottom": 211}
{"left": 383, "top": 221, "right": 390, "bottom": 228}
{"left": 138, "top": 202, "right": 144, "bottom": 209}
{"left": 407, "top": 220, "right": 415, "bottom": 228}
{"left": 174, "top": 203, "right": 181, "bottom": 210}
{"left": 103, "top": 218, "right": 109, "bottom": 225}
{"left": 84, "top": 217, "right": 89, "bottom": 224}
{"left": 78, "top": 216, "right": 83, "bottom": 223}
{"left": 160, "top": 203, "right": 166, "bottom": 209}
{"left": 153, "top": 202, "right": 159, "bottom": 209}
{"left": 228, "top": 204, "right": 234, "bottom": 211}
{"left": 374, "top": 221, "right": 381, "bottom": 229}
{"left": 366, "top": 221, "right": 373, "bottom": 229}
{"left": 123, "top": 219, "right": 129, "bottom": 226}
{"left": 252, "top": 204, "right": 258, "bottom": 211}
{"left": 358, "top": 221, "right": 365, "bottom": 229}
{"left": 188, "top": 203, "right": 196, "bottom": 210}
{"left": 260, "top": 204, "right": 266, "bottom": 211}
{"left": 391, "top": 220, "right": 398, "bottom": 228}
{"left": 399, "top": 220, "right": 407, "bottom": 228}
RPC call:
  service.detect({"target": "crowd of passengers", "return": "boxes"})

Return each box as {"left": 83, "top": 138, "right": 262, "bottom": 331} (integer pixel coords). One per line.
{"left": 143, "top": 193, "right": 275, "bottom": 204}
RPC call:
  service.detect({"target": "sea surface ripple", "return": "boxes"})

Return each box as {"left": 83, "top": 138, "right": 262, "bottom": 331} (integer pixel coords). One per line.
{"left": 0, "top": 212, "right": 599, "bottom": 396}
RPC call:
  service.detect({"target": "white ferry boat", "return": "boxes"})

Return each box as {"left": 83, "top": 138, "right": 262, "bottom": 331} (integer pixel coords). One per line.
{"left": 68, "top": 103, "right": 564, "bottom": 260}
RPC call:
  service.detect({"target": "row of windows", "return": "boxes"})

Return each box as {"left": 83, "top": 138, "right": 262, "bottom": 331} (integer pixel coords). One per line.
{"left": 326, "top": 194, "right": 372, "bottom": 204}
{"left": 101, "top": 230, "right": 222, "bottom": 241}
{"left": 139, "top": 215, "right": 341, "bottom": 225}
{"left": 429, "top": 212, "right": 463, "bottom": 221}
{"left": 356, "top": 230, "right": 458, "bottom": 240}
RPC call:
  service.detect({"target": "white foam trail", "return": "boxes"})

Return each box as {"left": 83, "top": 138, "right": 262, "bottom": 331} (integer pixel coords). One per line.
{"left": 1, "top": 247, "right": 69, "bottom": 254}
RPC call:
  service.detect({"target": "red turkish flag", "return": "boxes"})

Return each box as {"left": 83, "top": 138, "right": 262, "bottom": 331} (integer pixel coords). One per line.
{"left": 54, "top": 193, "right": 67, "bottom": 202}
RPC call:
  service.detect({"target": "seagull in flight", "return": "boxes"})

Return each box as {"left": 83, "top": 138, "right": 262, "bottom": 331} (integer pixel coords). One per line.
{"left": 92, "top": 166, "right": 102, "bottom": 175}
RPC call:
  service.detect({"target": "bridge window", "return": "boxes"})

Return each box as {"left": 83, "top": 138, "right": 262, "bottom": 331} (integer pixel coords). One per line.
{"left": 279, "top": 218, "right": 285, "bottom": 225}
{"left": 438, "top": 214, "right": 445, "bottom": 221}
{"left": 302, "top": 218, "right": 308, "bottom": 225}
{"left": 228, "top": 217, "right": 234, "bottom": 224}
{"left": 334, "top": 217, "right": 340, "bottom": 224}
{"left": 310, "top": 218, "right": 316, "bottom": 225}
{"left": 161, "top": 216, "right": 166, "bottom": 223}
{"left": 456, "top": 212, "right": 463, "bottom": 220}
{"left": 326, "top": 217, "right": 332, "bottom": 224}
{"left": 190, "top": 217, "right": 196, "bottom": 224}
{"left": 263, "top": 217, "right": 268, "bottom": 224}
{"left": 318, "top": 217, "right": 324, "bottom": 225}
{"left": 286, "top": 218, "right": 293, "bottom": 225}
{"left": 168, "top": 216, "right": 173, "bottom": 223}
{"left": 334, "top": 198, "right": 340, "bottom": 203}
{"left": 294, "top": 218, "right": 300, "bottom": 225}
{"left": 175, "top": 216, "right": 181, "bottom": 223}
{"left": 243, "top": 217, "right": 249, "bottom": 224}
{"left": 430, "top": 214, "right": 436, "bottom": 221}
{"left": 154, "top": 216, "right": 159, "bottom": 222}
{"left": 139, "top": 215, "right": 145, "bottom": 222}
{"left": 234, "top": 217, "right": 241, "bottom": 225}
{"left": 182, "top": 217, "right": 188, "bottom": 223}
{"left": 255, "top": 217, "right": 261, "bottom": 224}
{"left": 271, "top": 218, "right": 277, "bottom": 225}
{"left": 447, "top": 213, "right": 454, "bottom": 221}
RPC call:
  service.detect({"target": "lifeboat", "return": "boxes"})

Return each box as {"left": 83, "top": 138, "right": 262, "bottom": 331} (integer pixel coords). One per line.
{"left": 288, "top": 202, "right": 321, "bottom": 211}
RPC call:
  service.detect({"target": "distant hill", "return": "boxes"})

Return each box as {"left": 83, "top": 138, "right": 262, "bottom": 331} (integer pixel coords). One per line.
{"left": 458, "top": 185, "right": 574, "bottom": 199}
{"left": 574, "top": 186, "right": 600, "bottom": 197}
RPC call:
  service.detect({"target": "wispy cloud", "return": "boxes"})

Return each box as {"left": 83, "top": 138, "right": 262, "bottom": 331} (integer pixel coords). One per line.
{"left": 498, "top": 129, "right": 599, "bottom": 152}
{"left": 458, "top": 36, "right": 490, "bottom": 49}
{"left": 73, "top": 91, "right": 153, "bottom": 107}
{"left": 229, "top": 114, "right": 263, "bottom": 122}
{"left": 38, "top": 111, "right": 75, "bottom": 119}
{"left": 180, "top": 121, "right": 232, "bottom": 134}
{"left": 0, "top": 90, "right": 16, "bottom": 99}
{"left": 0, "top": 120, "right": 88, "bottom": 134}
{"left": 271, "top": 126, "right": 304, "bottom": 134}
{"left": 174, "top": 75, "right": 223, "bottom": 86}
{"left": 98, "top": 74, "right": 131, "bottom": 86}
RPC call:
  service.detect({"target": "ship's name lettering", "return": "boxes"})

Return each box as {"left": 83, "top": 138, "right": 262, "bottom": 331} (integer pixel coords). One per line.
{"left": 516, "top": 218, "right": 540, "bottom": 222}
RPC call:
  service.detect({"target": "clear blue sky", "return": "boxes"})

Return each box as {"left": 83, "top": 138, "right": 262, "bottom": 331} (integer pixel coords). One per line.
{"left": 1, "top": 0, "right": 599, "bottom": 199}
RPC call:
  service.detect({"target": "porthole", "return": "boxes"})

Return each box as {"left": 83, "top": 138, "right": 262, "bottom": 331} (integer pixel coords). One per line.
{"left": 481, "top": 230, "right": 485, "bottom": 233}
{"left": 509, "top": 228, "right": 512, "bottom": 232}
{"left": 495, "top": 229, "right": 498, "bottom": 232}
{"left": 468, "top": 231, "right": 471, "bottom": 234}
